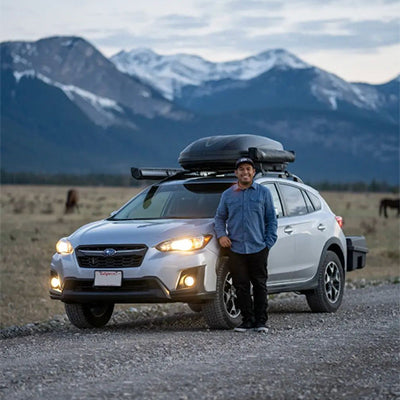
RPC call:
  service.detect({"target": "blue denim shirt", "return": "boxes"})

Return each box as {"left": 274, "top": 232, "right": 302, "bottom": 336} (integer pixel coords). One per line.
{"left": 214, "top": 182, "right": 278, "bottom": 254}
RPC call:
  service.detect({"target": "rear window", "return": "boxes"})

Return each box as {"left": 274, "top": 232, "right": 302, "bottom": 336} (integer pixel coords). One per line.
{"left": 110, "top": 182, "right": 233, "bottom": 220}
{"left": 307, "top": 191, "right": 322, "bottom": 211}
{"left": 279, "top": 184, "right": 308, "bottom": 216}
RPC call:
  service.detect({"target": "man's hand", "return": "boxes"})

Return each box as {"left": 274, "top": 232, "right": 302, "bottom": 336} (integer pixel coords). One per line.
{"left": 218, "top": 236, "right": 232, "bottom": 248}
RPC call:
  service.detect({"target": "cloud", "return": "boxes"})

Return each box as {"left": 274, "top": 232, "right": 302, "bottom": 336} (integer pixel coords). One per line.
{"left": 157, "top": 14, "right": 209, "bottom": 29}
{"left": 293, "top": 18, "right": 399, "bottom": 50}
{"left": 93, "top": 15, "right": 399, "bottom": 59}
{"left": 226, "top": 0, "right": 283, "bottom": 11}
{"left": 232, "top": 15, "right": 284, "bottom": 28}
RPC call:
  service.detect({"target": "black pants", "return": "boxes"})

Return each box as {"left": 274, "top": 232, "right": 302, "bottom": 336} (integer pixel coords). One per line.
{"left": 228, "top": 247, "right": 269, "bottom": 324}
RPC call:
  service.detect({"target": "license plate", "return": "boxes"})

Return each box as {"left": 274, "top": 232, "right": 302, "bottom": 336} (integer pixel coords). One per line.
{"left": 94, "top": 271, "right": 122, "bottom": 287}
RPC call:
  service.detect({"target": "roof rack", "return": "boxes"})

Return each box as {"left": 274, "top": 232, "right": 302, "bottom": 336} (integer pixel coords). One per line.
{"left": 131, "top": 167, "right": 184, "bottom": 180}
{"left": 131, "top": 167, "right": 220, "bottom": 181}
{"left": 131, "top": 167, "right": 302, "bottom": 183}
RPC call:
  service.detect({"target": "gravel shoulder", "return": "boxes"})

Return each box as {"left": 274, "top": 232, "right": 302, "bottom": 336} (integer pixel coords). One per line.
{"left": 1, "top": 284, "right": 399, "bottom": 400}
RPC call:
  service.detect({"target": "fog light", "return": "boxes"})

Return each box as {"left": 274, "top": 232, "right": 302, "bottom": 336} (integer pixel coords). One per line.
{"left": 183, "top": 275, "right": 195, "bottom": 287}
{"left": 50, "top": 276, "right": 61, "bottom": 290}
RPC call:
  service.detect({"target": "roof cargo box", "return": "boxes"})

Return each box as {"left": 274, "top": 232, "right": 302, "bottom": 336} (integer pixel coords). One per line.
{"left": 178, "top": 134, "right": 295, "bottom": 172}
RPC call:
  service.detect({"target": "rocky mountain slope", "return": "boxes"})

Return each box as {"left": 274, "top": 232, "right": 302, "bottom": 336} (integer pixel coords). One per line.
{"left": 1, "top": 36, "right": 398, "bottom": 183}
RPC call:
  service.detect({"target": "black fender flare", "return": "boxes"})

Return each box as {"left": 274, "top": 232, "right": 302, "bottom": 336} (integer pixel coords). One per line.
{"left": 317, "top": 237, "right": 346, "bottom": 276}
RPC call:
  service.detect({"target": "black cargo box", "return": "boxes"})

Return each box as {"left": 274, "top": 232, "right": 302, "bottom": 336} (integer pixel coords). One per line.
{"left": 346, "top": 236, "right": 368, "bottom": 271}
{"left": 178, "top": 134, "right": 295, "bottom": 172}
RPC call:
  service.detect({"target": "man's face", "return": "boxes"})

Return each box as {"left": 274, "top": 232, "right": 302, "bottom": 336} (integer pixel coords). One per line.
{"left": 235, "top": 163, "right": 256, "bottom": 185}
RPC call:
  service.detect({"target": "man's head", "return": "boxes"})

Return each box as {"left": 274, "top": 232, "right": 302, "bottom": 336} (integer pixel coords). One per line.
{"left": 235, "top": 157, "right": 256, "bottom": 187}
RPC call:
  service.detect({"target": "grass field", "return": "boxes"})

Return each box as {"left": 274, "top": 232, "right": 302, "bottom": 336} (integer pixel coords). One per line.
{"left": 1, "top": 185, "right": 399, "bottom": 328}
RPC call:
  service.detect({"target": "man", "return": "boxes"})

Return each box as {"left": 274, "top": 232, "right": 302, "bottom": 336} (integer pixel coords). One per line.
{"left": 214, "top": 157, "right": 278, "bottom": 333}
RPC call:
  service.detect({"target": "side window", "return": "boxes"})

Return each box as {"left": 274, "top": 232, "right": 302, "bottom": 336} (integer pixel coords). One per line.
{"left": 263, "top": 183, "right": 283, "bottom": 218}
{"left": 302, "top": 190, "right": 315, "bottom": 212}
{"left": 307, "top": 191, "right": 322, "bottom": 211}
{"left": 279, "top": 184, "right": 308, "bottom": 216}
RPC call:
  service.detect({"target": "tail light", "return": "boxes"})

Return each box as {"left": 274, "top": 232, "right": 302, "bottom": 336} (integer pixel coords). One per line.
{"left": 335, "top": 216, "right": 344, "bottom": 228}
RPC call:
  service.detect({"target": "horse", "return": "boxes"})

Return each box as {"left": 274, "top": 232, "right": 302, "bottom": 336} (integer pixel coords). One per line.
{"left": 379, "top": 198, "right": 400, "bottom": 218}
{"left": 65, "top": 189, "right": 79, "bottom": 214}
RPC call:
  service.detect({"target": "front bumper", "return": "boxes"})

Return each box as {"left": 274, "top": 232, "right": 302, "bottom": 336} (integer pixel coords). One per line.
{"left": 50, "top": 265, "right": 215, "bottom": 304}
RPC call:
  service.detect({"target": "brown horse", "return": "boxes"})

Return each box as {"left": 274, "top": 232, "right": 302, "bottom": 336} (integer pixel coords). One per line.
{"left": 65, "top": 189, "right": 79, "bottom": 214}
{"left": 379, "top": 198, "right": 400, "bottom": 218}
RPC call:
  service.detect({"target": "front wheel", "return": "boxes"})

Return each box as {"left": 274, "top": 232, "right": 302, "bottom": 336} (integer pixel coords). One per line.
{"left": 306, "top": 251, "right": 344, "bottom": 313}
{"left": 202, "top": 257, "right": 241, "bottom": 329}
{"left": 65, "top": 303, "right": 114, "bottom": 328}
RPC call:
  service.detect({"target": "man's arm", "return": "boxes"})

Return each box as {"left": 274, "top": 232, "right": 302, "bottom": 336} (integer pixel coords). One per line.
{"left": 264, "top": 189, "right": 278, "bottom": 250}
{"left": 214, "top": 192, "right": 231, "bottom": 247}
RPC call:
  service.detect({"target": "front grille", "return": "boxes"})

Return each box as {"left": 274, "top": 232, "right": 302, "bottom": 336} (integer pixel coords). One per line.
{"left": 76, "top": 244, "right": 148, "bottom": 268}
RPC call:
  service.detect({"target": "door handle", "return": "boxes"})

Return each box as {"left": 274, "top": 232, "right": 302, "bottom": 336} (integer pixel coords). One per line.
{"left": 318, "top": 224, "right": 326, "bottom": 231}
{"left": 284, "top": 226, "right": 293, "bottom": 234}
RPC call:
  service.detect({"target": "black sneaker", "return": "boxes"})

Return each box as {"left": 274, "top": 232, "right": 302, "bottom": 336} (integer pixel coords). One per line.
{"left": 254, "top": 323, "right": 268, "bottom": 333}
{"left": 234, "top": 320, "right": 255, "bottom": 332}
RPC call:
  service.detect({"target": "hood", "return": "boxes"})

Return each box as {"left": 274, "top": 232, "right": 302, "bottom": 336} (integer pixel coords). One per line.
{"left": 69, "top": 218, "right": 215, "bottom": 247}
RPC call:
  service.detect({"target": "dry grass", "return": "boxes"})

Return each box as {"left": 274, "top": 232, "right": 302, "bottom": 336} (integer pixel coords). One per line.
{"left": 0, "top": 185, "right": 398, "bottom": 328}
{"left": 321, "top": 191, "right": 399, "bottom": 281}
{"left": 0, "top": 185, "right": 140, "bottom": 328}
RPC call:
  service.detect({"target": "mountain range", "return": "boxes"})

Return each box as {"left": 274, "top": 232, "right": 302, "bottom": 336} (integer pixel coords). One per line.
{"left": 1, "top": 36, "right": 399, "bottom": 183}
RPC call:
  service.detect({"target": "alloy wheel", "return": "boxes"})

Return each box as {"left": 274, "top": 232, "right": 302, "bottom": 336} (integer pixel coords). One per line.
{"left": 223, "top": 272, "right": 240, "bottom": 318}
{"left": 324, "top": 261, "right": 341, "bottom": 303}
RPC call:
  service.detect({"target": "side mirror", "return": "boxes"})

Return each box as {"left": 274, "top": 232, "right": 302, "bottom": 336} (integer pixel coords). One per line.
{"left": 275, "top": 207, "right": 279, "bottom": 218}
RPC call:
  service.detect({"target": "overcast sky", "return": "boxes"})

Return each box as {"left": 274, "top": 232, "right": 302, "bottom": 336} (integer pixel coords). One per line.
{"left": 1, "top": 0, "right": 399, "bottom": 83}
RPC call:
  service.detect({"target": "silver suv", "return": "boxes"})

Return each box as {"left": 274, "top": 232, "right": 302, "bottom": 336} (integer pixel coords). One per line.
{"left": 49, "top": 135, "right": 367, "bottom": 329}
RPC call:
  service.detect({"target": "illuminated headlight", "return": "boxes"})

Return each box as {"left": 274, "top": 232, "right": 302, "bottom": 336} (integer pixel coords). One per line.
{"left": 156, "top": 235, "right": 212, "bottom": 252}
{"left": 56, "top": 238, "right": 74, "bottom": 254}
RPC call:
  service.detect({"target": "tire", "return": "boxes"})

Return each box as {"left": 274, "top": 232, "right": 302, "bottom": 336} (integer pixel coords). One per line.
{"left": 202, "top": 257, "right": 242, "bottom": 329}
{"left": 306, "top": 251, "right": 344, "bottom": 313}
{"left": 65, "top": 303, "right": 114, "bottom": 328}
{"left": 187, "top": 303, "right": 203, "bottom": 313}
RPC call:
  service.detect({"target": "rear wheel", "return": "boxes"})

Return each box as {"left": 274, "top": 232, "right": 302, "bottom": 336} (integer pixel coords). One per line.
{"left": 65, "top": 303, "right": 114, "bottom": 328}
{"left": 202, "top": 257, "right": 241, "bottom": 329}
{"left": 306, "top": 251, "right": 344, "bottom": 313}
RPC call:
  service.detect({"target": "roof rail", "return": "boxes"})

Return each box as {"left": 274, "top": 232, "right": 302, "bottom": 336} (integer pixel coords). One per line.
{"left": 255, "top": 170, "right": 303, "bottom": 183}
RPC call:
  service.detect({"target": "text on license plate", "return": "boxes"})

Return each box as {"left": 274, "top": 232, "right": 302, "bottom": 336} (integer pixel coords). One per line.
{"left": 94, "top": 271, "right": 122, "bottom": 286}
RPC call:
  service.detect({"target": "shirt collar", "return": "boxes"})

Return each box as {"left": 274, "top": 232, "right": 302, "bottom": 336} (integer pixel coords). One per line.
{"left": 233, "top": 182, "right": 257, "bottom": 191}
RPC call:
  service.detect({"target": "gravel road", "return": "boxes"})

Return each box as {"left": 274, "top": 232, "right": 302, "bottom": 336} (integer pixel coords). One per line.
{"left": 1, "top": 284, "right": 399, "bottom": 400}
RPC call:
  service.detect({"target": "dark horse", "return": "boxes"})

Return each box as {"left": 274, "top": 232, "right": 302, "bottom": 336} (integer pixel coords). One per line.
{"left": 65, "top": 189, "right": 79, "bottom": 214}
{"left": 379, "top": 198, "right": 400, "bottom": 218}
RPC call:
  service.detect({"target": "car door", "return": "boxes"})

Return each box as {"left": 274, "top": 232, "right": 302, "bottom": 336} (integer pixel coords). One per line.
{"left": 261, "top": 182, "right": 298, "bottom": 284}
{"left": 277, "top": 183, "right": 329, "bottom": 283}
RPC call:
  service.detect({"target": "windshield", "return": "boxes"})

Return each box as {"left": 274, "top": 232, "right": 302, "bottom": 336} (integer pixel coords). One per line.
{"left": 110, "top": 182, "right": 233, "bottom": 220}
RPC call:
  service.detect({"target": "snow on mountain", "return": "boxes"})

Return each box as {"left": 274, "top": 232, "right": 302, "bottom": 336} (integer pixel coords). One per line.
{"left": 310, "top": 68, "right": 383, "bottom": 111}
{"left": 111, "top": 47, "right": 398, "bottom": 119}
{"left": 2, "top": 37, "right": 190, "bottom": 123}
{"left": 111, "top": 48, "right": 310, "bottom": 100}
{"left": 13, "top": 69, "right": 129, "bottom": 128}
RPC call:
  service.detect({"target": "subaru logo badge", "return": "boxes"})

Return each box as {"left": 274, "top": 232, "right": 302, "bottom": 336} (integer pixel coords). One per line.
{"left": 103, "top": 248, "right": 116, "bottom": 257}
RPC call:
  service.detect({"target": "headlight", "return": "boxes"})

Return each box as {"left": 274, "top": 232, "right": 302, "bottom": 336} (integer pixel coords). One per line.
{"left": 156, "top": 235, "right": 212, "bottom": 252}
{"left": 56, "top": 238, "right": 74, "bottom": 254}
